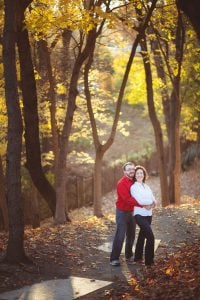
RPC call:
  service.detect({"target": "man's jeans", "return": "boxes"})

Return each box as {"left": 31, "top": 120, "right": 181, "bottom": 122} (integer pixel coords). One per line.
{"left": 134, "top": 215, "right": 154, "bottom": 265}
{"left": 110, "top": 209, "right": 136, "bottom": 261}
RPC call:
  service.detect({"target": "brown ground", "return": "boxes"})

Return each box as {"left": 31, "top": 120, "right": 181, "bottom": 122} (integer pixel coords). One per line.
{"left": 0, "top": 165, "right": 199, "bottom": 299}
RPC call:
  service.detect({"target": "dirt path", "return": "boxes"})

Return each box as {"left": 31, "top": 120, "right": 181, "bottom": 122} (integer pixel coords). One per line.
{"left": 0, "top": 169, "right": 199, "bottom": 299}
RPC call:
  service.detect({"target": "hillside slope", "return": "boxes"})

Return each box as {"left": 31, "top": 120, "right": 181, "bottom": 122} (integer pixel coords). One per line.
{"left": 104, "top": 103, "right": 155, "bottom": 165}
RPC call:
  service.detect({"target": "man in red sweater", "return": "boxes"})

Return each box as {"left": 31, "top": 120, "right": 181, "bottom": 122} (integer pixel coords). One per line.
{"left": 110, "top": 162, "right": 141, "bottom": 266}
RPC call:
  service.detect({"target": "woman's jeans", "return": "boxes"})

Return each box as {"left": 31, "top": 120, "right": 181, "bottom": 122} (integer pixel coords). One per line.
{"left": 110, "top": 209, "right": 136, "bottom": 261}
{"left": 134, "top": 215, "right": 154, "bottom": 265}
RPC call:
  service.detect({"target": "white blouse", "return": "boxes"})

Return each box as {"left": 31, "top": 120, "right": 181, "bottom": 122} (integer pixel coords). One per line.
{"left": 130, "top": 181, "right": 155, "bottom": 216}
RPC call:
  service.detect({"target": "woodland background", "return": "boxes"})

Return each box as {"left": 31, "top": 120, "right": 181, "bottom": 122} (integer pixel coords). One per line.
{"left": 0, "top": 0, "right": 200, "bottom": 266}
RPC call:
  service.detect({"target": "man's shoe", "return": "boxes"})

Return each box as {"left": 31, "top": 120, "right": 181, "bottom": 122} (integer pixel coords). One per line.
{"left": 110, "top": 260, "right": 120, "bottom": 266}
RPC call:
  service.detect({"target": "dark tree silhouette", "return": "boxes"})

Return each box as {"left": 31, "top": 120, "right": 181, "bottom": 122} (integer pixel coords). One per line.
{"left": 177, "top": 0, "right": 200, "bottom": 39}
{"left": 3, "top": 0, "right": 26, "bottom": 262}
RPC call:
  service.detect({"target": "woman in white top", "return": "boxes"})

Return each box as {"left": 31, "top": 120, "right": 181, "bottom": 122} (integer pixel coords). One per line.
{"left": 130, "top": 165, "right": 156, "bottom": 266}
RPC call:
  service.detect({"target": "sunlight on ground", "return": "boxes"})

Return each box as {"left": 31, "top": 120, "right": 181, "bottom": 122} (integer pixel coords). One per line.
{"left": 68, "top": 190, "right": 116, "bottom": 223}
{"left": 72, "top": 215, "right": 111, "bottom": 229}
{"left": 0, "top": 277, "right": 112, "bottom": 300}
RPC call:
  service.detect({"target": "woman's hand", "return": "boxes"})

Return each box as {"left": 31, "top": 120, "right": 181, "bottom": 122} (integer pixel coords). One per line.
{"left": 143, "top": 204, "right": 152, "bottom": 210}
{"left": 143, "top": 201, "right": 156, "bottom": 210}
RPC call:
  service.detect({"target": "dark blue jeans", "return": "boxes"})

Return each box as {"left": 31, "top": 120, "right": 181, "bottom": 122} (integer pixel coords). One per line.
{"left": 110, "top": 209, "right": 136, "bottom": 261}
{"left": 134, "top": 215, "right": 154, "bottom": 265}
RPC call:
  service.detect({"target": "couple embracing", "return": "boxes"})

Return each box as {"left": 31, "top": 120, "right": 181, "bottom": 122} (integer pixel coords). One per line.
{"left": 110, "top": 162, "right": 156, "bottom": 267}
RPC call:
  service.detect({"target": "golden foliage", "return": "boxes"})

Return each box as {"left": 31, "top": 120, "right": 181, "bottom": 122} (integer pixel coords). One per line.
{"left": 26, "top": 0, "right": 103, "bottom": 39}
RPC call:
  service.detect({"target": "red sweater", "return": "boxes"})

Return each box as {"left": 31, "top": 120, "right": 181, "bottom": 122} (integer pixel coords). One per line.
{"left": 116, "top": 176, "right": 141, "bottom": 211}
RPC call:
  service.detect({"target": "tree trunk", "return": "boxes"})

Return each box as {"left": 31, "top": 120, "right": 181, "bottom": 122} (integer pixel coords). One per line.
{"left": 168, "top": 91, "right": 181, "bottom": 204}
{"left": 197, "top": 112, "right": 200, "bottom": 145}
{"left": 55, "top": 164, "right": 68, "bottom": 224}
{"left": 168, "top": 10, "right": 185, "bottom": 205}
{"left": 35, "top": 32, "right": 72, "bottom": 222}
{"left": 93, "top": 149, "right": 104, "bottom": 217}
{"left": 17, "top": 18, "right": 56, "bottom": 215}
{"left": 150, "top": 36, "right": 171, "bottom": 141}
{"left": 0, "top": 156, "right": 9, "bottom": 231}
{"left": 30, "top": 181, "right": 40, "bottom": 229}
{"left": 61, "top": 29, "right": 72, "bottom": 100}
{"left": 140, "top": 36, "right": 170, "bottom": 207}
{"left": 36, "top": 39, "right": 59, "bottom": 174}
{"left": 55, "top": 28, "right": 99, "bottom": 224}
{"left": 55, "top": 57, "right": 80, "bottom": 223}
{"left": 3, "top": 0, "right": 26, "bottom": 262}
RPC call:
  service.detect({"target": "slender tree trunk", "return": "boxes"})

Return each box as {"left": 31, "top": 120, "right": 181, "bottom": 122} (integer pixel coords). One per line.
{"left": 17, "top": 17, "right": 56, "bottom": 215}
{"left": 197, "top": 113, "right": 200, "bottom": 145}
{"left": 55, "top": 28, "right": 99, "bottom": 223}
{"left": 35, "top": 32, "right": 72, "bottom": 221}
{"left": 54, "top": 63, "right": 79, "bottom": 223}
{"left": 150, "top": 36, "right": 171, "bottom": 141}
{"left": 0, "top": 156, "right": 9, "bottom": 231}
{"left": 168, "top": 10, "right": 185, "bottom": 204}
{"left": 30, "top": 181, "right": 40, "bottom": 229}
{"left": 3, "top": 0, "right": 26, "bottom": 262}
{"left": 149, "top": 6, "right": 185, "bottom": 205}
{"left": 140, "top": 36, "right": 169, "bottom": 206}
{"left": 61, "top": 29, "right": 72, "bottom": 101}
{"left": 36, "top": 39, "right": 59, "bottom": 174}
{"left": 168, "top": 91, "right": 181, "bottom": 204}
{"left": 55, "top": 46, "right": 88, "bottom": 223}
{"left": 83, "top": 29, "right": 104, "bottom": 217}
{"left": 93, "top": 149, "right": 104, "bottom": 217}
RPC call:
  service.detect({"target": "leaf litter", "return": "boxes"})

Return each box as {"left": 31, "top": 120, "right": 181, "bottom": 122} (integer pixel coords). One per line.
{"left": 0, "top": 167, "right": 199, "bottom": 299}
